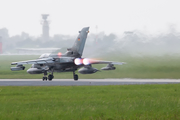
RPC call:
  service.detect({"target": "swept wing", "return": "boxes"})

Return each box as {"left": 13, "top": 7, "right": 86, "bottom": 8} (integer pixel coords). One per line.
{"left": 11, "top": 57, "right": 55, "bottom": 65}
{"left": 90, "top": 60, "right": 126, "bottom": 65}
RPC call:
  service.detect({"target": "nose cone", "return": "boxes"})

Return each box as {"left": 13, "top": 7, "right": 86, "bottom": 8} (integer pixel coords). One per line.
{"left": 78, "top": 67, "right": 98, "bottom": 74}
{"left": 78, "top": 67, "right": 85, "bottom": 74}
{"left": 27, "top": 68, "right": 43, "bottom": 74}
{"left": 27, "top": 68, "right": 32, "bottom": 74}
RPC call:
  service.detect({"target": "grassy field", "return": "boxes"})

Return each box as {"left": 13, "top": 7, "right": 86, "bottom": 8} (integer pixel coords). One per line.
{"left": 1, "top": 54, "right": 180, "bottom": 79}
{"left": 0, "top": 84, "right": 179, "bottom": 120}
{"left": 1, "top": 55, "right": 180, "bottom": 120}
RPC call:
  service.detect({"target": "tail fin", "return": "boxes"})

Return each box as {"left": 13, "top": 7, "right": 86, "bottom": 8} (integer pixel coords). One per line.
{"left": 71, "top": 27, "right": 89, "bottom": 57}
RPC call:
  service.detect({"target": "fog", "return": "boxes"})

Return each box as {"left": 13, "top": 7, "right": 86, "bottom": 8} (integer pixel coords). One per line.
{"left": 1, "top": 27, "right": 180, "bottom": 57}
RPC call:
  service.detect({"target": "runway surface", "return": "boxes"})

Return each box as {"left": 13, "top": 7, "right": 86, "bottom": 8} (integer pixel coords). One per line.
{"left": 0, "top": 79, "right": 180, "bottom": 86}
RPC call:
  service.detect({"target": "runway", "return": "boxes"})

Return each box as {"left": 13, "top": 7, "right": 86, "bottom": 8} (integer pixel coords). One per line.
{"left": 0, "top": 79, "right": 180, "bottom": 86}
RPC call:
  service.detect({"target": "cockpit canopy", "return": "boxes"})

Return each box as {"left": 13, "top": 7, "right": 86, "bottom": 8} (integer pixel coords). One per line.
{"left": 39, "top": 53, "right": 50, "bottom": 59}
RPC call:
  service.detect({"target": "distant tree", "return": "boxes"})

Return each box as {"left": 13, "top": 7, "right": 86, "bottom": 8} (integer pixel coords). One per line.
{"left": 0, "top": 28, "right": 9, "bottom": 39}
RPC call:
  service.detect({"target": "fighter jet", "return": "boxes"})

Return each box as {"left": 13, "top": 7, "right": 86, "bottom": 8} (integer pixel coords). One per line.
{"left": 11, "top": 27, "right": 126, "bottom": 81}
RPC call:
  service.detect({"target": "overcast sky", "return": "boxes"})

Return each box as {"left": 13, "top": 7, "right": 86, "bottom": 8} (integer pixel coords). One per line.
{"left": 0, "top": 0, "right": 180, "bottom": 36}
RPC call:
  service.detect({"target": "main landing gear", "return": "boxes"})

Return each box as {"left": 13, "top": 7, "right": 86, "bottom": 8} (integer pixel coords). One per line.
{"left": 42, "top": 70, "right": 78, "bottom": 81}
{"left": 42, "top": 71, "right": 54, "bottom": 81}
{"left": 43, "top": 71, "right": 48, "bottom": 81}
{"left": 48, "top": 74, "right": 54, "bottom": 81}
{"left": 73, "top": 71, "right": 78, "bottom": 81}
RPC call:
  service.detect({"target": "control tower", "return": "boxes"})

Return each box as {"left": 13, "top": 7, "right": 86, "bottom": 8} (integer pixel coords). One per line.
{"left": 41, "top": 14, "right": 50, "bottom": 40}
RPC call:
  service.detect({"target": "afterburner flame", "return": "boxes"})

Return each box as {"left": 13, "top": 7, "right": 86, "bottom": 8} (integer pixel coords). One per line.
{"left": 74, "top": 58, "right": 82, "bottom": 65}
{"left": 74, "top": 58, "right": 100, "bottom": 65}
{"left": 83, "top": 58, "right": 90, "bottom": 65}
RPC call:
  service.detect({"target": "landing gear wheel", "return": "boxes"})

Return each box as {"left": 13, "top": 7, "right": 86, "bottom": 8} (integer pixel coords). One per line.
{"left": 43, "top": 71, "right": 48, "bottom": 81}
{"left": 73, "top": 70, "right": 78, "bottom": 81}
{"left": 42, "top": 77, "right": 47, "bottom": 81}
{"left": 74, "top": 74, "right": 78, "bottom": 81}
{"left": 48, "top": 74, "right": 54, "bottom": 81}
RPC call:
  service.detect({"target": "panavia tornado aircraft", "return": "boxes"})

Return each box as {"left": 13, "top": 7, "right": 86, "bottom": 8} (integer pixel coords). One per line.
{"left": 11, "top": 27, "right": 126, "bottom": 81}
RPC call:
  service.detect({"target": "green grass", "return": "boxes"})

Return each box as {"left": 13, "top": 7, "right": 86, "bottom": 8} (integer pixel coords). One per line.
{"left": 1, "top": 54, "right": 180, "bottom": 79}
{"left": 0, "top": 84, "right": 180, "bottom": 120}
